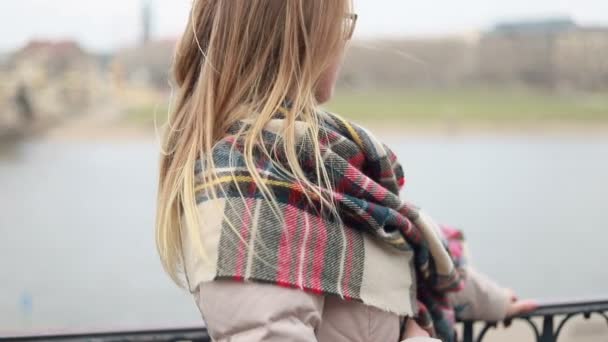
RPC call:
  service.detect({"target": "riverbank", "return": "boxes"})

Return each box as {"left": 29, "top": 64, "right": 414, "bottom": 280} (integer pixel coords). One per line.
{"left": 7, "top": 86, "right": 605, "bottom": 142}
{"left": 329, "top": 87, "right": 608, "bottom": 123}
{"left": 41, "top": 118, "right": 608, "bottom": 142}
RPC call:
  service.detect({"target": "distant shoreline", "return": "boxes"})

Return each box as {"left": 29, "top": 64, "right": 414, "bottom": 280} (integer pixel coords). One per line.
{"left": 40, "top": 120, "right": 608, "bottom": 142}
{"left": 361, "top": 120, "right": 608, "bottom": 139}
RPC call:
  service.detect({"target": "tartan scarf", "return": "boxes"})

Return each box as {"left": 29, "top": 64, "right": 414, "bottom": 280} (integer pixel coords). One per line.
{"left": 193, "top": 111, "right": 465, "bottom": 341}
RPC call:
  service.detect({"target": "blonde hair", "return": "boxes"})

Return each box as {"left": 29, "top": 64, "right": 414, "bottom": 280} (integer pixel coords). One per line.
{"left": 156, "top": 0, "right": 352, "bottom": 285}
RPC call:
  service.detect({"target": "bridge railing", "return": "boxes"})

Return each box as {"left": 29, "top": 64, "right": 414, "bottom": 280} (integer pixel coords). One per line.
{"left": 0, "top": 326, "right": 210, "bottom": 342}
{"left": 462, "top": 298, "right": 608, "bottom": 342}
{"left": 3, "top": 299, "right": 607, "bottom": 342}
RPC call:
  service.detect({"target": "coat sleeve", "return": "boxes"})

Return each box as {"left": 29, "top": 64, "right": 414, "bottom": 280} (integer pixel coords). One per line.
{"left": 449, "top": 267, "right": 511, "bottom": 322}
{"left": 195, "top": 280, "right": 440, "bottom": 342}
{"left": 196, "top": 280, "right": 323, "bottom": 342}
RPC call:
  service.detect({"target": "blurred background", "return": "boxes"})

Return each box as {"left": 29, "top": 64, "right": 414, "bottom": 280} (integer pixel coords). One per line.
{"left": 1, "top": 1, "right": 607, "bottom": 341}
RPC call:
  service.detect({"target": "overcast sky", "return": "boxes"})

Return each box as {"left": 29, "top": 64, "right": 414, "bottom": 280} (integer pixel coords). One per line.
{"left": 1, "top": 0, "right": 608, "bottom": 52}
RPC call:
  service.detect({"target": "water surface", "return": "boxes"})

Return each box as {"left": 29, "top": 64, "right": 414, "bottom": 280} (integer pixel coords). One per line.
{"left": 1, "top": 136, "right": 607, "bottom": 332}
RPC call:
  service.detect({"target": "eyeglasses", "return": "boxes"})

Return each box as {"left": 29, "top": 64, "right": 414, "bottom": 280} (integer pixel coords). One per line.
{"left": 345, "top": 13, "right": 358, "bottom": 40}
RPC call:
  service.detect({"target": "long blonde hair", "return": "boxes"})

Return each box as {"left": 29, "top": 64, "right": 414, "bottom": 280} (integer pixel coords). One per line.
{"left": 156, "top": 0, "right": 352, "bottom": 285}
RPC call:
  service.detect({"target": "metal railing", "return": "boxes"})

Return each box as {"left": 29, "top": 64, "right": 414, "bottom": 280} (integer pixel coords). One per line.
{"left": 462, "top": 298, "right": 608, "bottom": 342}
{"left": 3, "top": 299, "right": 607, "bottom": 342}
{"left": 1, "top": 326, "right": 211, "bottom": 342}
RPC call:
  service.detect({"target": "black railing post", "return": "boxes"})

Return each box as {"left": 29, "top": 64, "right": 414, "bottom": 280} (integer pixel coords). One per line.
{"left": 539, "top": 315, "right": 555, "bottom": 342}
{"left": 463, "top": 321, "right": 474, "bottom": 342}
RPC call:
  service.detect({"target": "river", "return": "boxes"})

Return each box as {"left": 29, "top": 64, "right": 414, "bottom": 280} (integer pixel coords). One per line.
{"left": 1, "top": 136, "right": 607, "bottom": 332}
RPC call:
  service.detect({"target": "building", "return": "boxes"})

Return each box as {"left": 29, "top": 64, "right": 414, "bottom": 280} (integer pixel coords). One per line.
{"left": 553, "top": 27, "right": 608, "bottom": 90}
{"left": 3, "top": 40, "right": 106, "bottom": 121}
{"left": 492, "top": 17, "right": 577, "bottom": 35}
{"left": 479, "top": 17, "right": 608, "bottom": 90}
{"left": 113, "top": 38, "right": 176, "bottom": 90}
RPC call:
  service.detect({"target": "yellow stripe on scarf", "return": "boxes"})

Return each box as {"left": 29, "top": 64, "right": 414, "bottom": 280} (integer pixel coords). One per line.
{"left": 196, "top": 174, "right": 410, "bottom": 248}
{"left": 333, "top": 114, "right": 364, "bottom": 150}
{"left": 194, "top": 175, "right": 299, "bottom": 193}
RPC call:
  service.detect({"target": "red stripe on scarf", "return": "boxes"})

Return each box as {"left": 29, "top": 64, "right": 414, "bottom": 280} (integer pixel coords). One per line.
{"left": 348, "top": 152, "right": 365, "bottom": 169}
{"left": 277, "top": 205, "right": 298, "bottom": 287}
{"left": 309, "top": 215, "right": 328, "bottom": 295}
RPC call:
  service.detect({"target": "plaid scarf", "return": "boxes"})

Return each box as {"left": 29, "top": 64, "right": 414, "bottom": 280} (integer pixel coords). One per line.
{"left": 192, "top": 111, "right": 465, "bottom": 341}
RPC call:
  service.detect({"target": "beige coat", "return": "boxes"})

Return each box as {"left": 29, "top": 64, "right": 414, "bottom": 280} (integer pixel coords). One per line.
{"left": 192, "top": 267, "right": 509, "bottom": 342}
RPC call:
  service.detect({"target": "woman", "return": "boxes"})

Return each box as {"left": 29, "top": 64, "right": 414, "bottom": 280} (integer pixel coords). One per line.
{"left": 156, "top": 1, "right": 536, "bottom": 341}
